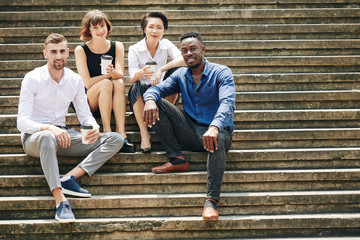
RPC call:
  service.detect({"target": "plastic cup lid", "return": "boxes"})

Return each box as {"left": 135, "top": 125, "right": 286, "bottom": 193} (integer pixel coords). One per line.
{"left": 145, "top": 61, "right": 157, "bottom": 65}
{"left": 81, "top": 124, "right": 93, "bottom": 129}
{"left": 101, "top": 55, "right": 113, "bottom": 60}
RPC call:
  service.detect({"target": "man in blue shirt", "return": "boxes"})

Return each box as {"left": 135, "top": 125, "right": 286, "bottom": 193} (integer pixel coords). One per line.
{"left": 143, "top": 31, "right": 235, "bottom": 220}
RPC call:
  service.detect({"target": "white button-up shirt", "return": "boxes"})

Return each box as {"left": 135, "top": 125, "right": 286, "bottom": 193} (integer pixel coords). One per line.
{"left": 17, "top": 65, "right": 99, "bottom": 138}
{"left": 128, "top": 38, "right": 181, "bottom": 85}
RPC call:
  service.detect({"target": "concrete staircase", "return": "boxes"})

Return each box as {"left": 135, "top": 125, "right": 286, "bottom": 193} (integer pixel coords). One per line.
{"left": 1, "top": 0, "right": 360, "bottom": 239}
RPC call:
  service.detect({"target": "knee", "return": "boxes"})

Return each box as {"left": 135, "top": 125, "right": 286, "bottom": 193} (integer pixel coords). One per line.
{"left": 39, "top": 130, "right": 57, "bottom": 148}
{"left": 99, "top": 79, "right": 113, "bottom": 93}
{"left": 216, "top": 134, "right": 227, "bottom": 150}
{"left": 155, "top": 98, "right": 167, "bottom": 112}
{"left": 112, "top": 80, "right": 125, "bottom": 95}
{"left": 216, "top": 131, "right": 231, "bottom": 152}
{"left": 108, "top": 132, "right": 124, "bottom": 150}
{"left": 112, "top": 79, "right": 125, "bottom": 90}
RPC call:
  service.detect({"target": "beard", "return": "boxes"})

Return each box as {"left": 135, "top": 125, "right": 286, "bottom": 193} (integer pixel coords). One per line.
{"left": 188, "top": 61, "right": 201, "bottom": 69}
{"left": 50, "top": 60, "right": 66, "bottom": 70}
{"left": 186, "top": 57, "right": 203, "bottom": 69}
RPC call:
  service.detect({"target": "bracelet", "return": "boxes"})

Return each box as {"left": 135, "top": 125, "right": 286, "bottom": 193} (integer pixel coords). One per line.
{"left": 144, "top": 98, "right": 154, "bottom": 102}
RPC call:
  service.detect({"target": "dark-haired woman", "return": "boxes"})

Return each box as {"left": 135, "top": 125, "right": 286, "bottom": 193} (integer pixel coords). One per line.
{"left": 128, "top": 12, "right": 185, "bottom": 153}
{"left": 75, "top": 10, "right": 134, "bottom": 152}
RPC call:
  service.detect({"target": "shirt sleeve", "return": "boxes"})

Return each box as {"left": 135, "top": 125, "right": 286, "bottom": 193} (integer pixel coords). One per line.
{"left": 166, "top": 39, "right": 181, "bottom": 60}
{"left": 17, "top": 74, "right": 42, "bottom": 134}
{"left": 210, "top": 67, "right": 236, "bottom": 131}
{"left": 128, "top": 45, "right": 141, "bottom": 79}
{"left": 72, "top": 76, "right": 100, "bottom": 128}
{"left": 143, "top": 72, "right": 180, "bottom": 101}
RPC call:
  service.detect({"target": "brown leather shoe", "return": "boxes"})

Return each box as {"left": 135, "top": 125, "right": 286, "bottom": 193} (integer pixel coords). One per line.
{"left": 152, "top": 161, "right": 190, "bottom": 174}
{"left": 202, "top": 200, "right": 219, "bottom": 220}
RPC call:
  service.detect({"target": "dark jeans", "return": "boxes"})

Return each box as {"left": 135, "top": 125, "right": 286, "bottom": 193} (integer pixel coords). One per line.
{"left": 152, "top": 98, "right": 232, "bottom": 201}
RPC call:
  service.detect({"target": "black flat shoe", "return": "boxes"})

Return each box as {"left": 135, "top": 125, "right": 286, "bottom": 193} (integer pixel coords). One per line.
{"left": 119, "top": 138, "right": 135, "bottom": 153}
{"left": 141, "top": 147, "right": 152, "bottom": 154}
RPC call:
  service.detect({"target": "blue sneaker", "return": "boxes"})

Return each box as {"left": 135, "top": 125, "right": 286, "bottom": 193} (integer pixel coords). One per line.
{"left": 55, "top": 201, "right": 75, "bottom": 223}
{"left": 61, "top": 175, "right": 91, "bottom": 198}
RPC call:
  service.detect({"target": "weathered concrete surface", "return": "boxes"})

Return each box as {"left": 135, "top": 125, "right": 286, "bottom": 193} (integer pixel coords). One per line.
{"left": 1, "top": 191, "right": 360, "bottom": 219}
{"left": 2, "top": 0, "right": 360, "bottom": 239}
{"left": 1, "top": 214, "right": 360, "bottom": 239}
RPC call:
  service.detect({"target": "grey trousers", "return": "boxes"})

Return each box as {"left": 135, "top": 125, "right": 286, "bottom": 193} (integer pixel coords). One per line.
{"left": 22, "top": 128, "right": 123, "bottom": 191}
{"left": 152, "top": 98, "right": 232, "bottom": 201}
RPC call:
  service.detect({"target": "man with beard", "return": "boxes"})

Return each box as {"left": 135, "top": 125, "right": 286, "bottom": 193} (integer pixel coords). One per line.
{"left": 143, "top": 31, "right": 235, "bottom": 220}
{"left": 17, "top": 33, "right": 123, "bottom": 223}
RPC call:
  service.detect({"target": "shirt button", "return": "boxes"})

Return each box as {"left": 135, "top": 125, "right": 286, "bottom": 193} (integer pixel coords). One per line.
{"left": 195, "top": 92, "right": 197, "bottom": 95}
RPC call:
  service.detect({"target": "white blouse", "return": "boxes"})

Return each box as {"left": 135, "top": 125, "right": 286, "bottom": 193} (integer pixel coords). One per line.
{"left": 128, "top": 38, "right": 181, "bottom": 85}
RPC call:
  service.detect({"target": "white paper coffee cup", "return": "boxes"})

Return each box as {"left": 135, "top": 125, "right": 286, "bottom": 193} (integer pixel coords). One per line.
{"left": 81, "top": 124, "right": 93, "bottom": 144}
{"left": 101, "top": 55, "right": 113, "bottom": 75}
{"left": 145, "top": 61, "right": 157, "bottom": 81}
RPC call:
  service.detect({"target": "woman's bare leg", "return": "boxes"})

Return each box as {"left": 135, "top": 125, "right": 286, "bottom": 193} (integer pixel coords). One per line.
{"left": 165, "top": 93, "right": 178, "bottom": 105}
{"left": 86, "top": 79, "right": 113, "bottom": 132}
{"left": 112, "top": 79, "right": 127, "bottom": 138}
{"left": 133, "top": 96, "right": 151, "bottom": 150}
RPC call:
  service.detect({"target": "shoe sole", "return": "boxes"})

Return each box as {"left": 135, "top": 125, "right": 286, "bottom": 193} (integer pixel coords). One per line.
{"left": 62, "top": 188, "right": 91, "bottom": 198}
{"left": 152, "top": 168, "right": 190, "bottom": 174}
{"left": 152, "top": 170, "right": 190, "bottom": 174}
{"left": 55, "top": 214, "right": 75, "bottom": 223}
{"left": 202, "top": 217, "right": 218, "bottom": 221}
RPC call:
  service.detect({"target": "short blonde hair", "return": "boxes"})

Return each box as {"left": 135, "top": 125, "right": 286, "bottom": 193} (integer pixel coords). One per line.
{"left": 80, "top": 10, "right": 112, "bottom": 41}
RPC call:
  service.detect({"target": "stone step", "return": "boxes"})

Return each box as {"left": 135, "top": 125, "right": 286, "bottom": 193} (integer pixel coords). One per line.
{"left": 2, "top": 72, "right": 360, "bottom": 96}
{"left": 0, "top": 213, "right": 360, "bottom": 239}
{"left": 0, "top": 0, "right": 243, "bottom": 10}
{"left": 3, "top": 127, "right": 360, "bottom": 153}
{"left": 3, "top": 39, "right": 360, "bottom": 60}
{"left": 3, "top": 108, "right": 360, "bottom": 134}
{"left": 1, "top": 190, "right": 359, "bottom": 220}
{"left": 248, "top": 239, "right": 360, "bottom": 240}
{"left": 3, "top": 90, "right": 360, "bottom": 115}
{"left": 1, "top": 55, "right": 360, "bottom": 78}
{"left": 2, "top": 147, "right": 360, "bottom": 175}
{"left": 1, "top": 213, "right": 360, "bottom": 239}
{"left": 239, "top": 90, "right": 360, "bottom": 109}
{"left": 1, "top": 169, "right": 360, "bottom": 196}
{"left": 1, "top": 24, "right": 360, "bottom": 43}
{"left": 2, "top": 8, "right": 360, "bottom": 27}
{"left": 2, "top": 0, "right": 360, "bottom": 11}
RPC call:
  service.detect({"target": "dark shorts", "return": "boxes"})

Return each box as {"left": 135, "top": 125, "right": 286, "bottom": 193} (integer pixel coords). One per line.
{"left": 127, "top": 81, "right": 151, "bottom": 111}
{"left": 127, "top": 67, "right": 179, "bottom": 111}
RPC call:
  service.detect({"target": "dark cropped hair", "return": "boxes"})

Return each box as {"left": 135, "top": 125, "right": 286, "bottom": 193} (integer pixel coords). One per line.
{"left": 80, "top": 10, "right": 112, "bottom": 41}
{"left": 44, "top": 33, "right": 67, "bottom": 47}
{"left": 180, "top": 31, "right": 203, "bottom": 43}
{"left": 140, "top": 12, "right": 168, "bottom": 37}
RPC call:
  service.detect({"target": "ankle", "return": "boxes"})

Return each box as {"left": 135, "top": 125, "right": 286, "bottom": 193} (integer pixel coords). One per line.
{"left": 207, "top": 198, "right": 218, "bottom": 203}
{"left": 171, "top": 155, "right": 185, "bottom": 160}
{"left": 204, "top": 199, "right": 218, "bottom": 210}
{"left": 119, "top": 133, "right": 127, "bottom": 139}
{"left": 140, "top": 132, "right": 151, "bottom": 140}
{"left": 169, "top": 157, "right": 187, "bottom": 165}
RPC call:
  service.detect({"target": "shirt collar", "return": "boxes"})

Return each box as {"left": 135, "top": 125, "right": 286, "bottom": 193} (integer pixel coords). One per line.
{"left": 185, "top": 58, "right": 209, "bottom": 80}
{"left": 138, "top": 38, "right": 169, "bottom": 52}
{"left": 42, "top": 64, "right": 65, "bottom": 85}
